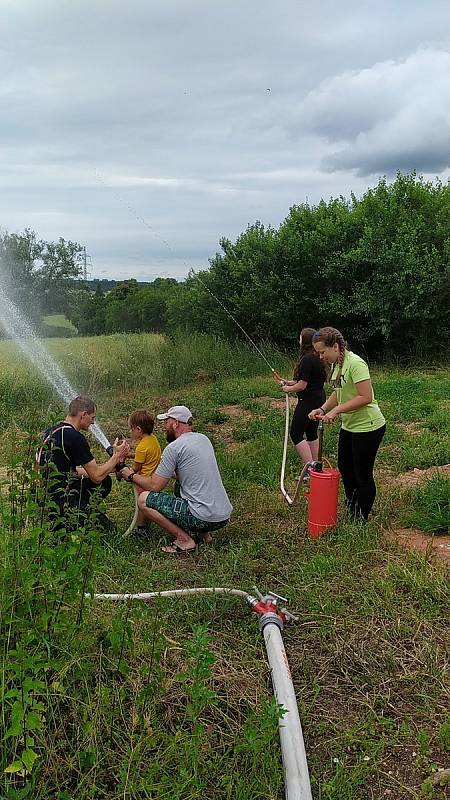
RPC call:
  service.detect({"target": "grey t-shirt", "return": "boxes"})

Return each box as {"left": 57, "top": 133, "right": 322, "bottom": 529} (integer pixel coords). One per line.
{"left": 155, "top": 432, "right": 233, "bottom": 522}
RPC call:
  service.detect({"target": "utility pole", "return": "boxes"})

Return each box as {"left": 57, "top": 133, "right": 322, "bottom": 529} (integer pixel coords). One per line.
{"left": 77, "top": 247, "right": 92, "bottom": 282}
{"left": 82, "top": 247, "right": 87, "bottom": 281}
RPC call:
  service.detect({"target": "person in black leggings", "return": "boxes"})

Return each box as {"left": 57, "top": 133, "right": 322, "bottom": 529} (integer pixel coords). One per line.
{"left": 278, "top": 327, "right": 326, "bottom": 471}
{"left": 309, "top": 327, "right": 386, "bottom": 521}
{"left": 337, "top": 426, "right": 386, "bottom": 520}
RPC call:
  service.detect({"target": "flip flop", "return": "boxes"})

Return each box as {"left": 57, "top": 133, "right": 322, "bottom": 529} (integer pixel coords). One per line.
{"left": 161, "top": 543, "right": 197, "bottom": 555}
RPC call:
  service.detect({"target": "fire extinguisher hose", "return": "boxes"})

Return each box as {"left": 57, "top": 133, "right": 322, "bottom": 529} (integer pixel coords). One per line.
{"left": 280, "top": 393, "right": 310, "bottom": 506}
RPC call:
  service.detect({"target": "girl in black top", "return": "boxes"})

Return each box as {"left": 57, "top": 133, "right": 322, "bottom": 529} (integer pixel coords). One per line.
{"left": 279, "top": 327, "right": 326, "bottom": 468}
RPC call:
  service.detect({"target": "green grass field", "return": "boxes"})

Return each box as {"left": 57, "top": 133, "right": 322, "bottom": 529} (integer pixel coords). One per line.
{"left": 1, "top": 333, "right": 449, "bottom": 800}
{"left": 42, "top": 314, "right": 78, "bottom": 331}
{"left": 41, "top": 313, "right": 78, "bottom": 337}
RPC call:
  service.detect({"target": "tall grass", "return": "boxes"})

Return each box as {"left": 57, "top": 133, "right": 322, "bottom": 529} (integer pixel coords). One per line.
{"left": 1, "top": 333, "right": 449, "bottom": 799}
{"left": 404, "top": 475, "right": 450, "bottom": 533}
{"left": 0, "top": 332, "right": 290, "bottom": 431}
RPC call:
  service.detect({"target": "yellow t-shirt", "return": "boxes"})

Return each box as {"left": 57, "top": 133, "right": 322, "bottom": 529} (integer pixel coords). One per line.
{"left": 134, "top": 434, "right": 161, "bottom": 476}
{"left": 331, "top": 351, "right": 385, "bottom": 433}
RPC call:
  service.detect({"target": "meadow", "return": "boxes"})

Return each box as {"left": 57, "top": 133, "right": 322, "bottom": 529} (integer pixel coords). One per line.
{"left": 0, "top": 332, "right": 449, "bottom": 800}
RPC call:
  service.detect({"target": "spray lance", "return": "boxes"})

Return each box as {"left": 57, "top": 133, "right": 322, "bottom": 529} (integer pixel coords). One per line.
{"left": 105, "top": 444, "right": 128, "bottom": 478}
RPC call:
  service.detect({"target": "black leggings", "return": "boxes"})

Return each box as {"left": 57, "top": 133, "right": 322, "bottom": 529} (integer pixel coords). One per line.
{"left": 290, "top": 392, "right": 326, "bottom": 445}
{"left": 338, "top": 425, "right": 386, "bottom": 520}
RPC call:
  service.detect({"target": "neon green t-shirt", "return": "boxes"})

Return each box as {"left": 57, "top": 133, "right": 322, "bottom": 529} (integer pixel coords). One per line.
{"left": 331, "top": 351, "right": 385, "bottom": 433}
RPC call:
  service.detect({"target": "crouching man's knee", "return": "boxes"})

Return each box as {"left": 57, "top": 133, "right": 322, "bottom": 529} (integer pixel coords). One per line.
{"left": 138, "top": 491, "right": 150, "bottom": 511}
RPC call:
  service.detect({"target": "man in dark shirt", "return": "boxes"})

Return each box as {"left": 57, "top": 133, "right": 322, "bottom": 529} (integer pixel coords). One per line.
{"left": 39, "top": 396, "right": 129, "bottom": 529}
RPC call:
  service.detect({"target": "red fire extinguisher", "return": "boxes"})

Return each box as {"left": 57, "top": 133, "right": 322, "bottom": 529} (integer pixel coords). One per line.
{"left": 306, "top": 420, "right": 340, "bottom": 539}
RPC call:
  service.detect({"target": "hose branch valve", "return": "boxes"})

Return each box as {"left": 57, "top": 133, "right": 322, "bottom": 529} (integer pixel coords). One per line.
{"left": 246, "top": 586, "right": 299, "bottom": 632}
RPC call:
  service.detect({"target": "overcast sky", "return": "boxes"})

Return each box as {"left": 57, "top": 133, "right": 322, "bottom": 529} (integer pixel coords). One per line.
{"left": 1, "top": 0, "right": 449, "bottom": 280}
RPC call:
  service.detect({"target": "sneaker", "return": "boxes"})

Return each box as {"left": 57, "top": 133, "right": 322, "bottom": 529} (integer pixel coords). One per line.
{"left": 302, "top": 464, "right": 312, "bottom": 483}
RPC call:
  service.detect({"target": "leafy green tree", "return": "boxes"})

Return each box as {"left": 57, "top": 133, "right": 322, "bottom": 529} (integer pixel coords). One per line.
{"left": 39, "top": 238, "right": 83, "bottom": 314}
{"left": 104, "top": 280, "right": 141, "bottom": 332}
{"left": 134, "top": 278, "right": 178, "bottom": 332}
{"left": 68, "top": 285, "right": 107, "bottom": 336}
{"left": 3, "top": 173, "right": 448, "bottom": 360}
{"left": 0, "top": 229, "right": 43, "bottom": 320}
{"left": 167, "top": 173, "right": 449, "bottom": 359}
{"left": 0, "top": 230, "right": 83, "bottom": 322}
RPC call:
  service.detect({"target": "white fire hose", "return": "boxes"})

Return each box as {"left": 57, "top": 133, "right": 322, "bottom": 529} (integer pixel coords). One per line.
{"left": 90, "top": 585, "right": 313, "bottom": 800}
{"left": 121, "top": 484, "right": 140, "bottom": 538}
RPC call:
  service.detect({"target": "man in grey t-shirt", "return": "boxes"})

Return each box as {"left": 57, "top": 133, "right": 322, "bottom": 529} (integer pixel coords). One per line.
{"left": 119, "top": 405, "right": 232, "bottom": 554}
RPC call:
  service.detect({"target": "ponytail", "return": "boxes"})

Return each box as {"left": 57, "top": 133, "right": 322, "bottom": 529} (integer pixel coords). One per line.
{"left": 293, "top": 327, "right": 318, "bottom": 380}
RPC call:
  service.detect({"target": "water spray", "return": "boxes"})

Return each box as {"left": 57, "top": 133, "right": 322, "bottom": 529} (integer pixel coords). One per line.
{"left": 0, "top": 284, "right": 111, "bottom": 451}
{"left": 0, "top": 284, "right": 142, "bottom": 535}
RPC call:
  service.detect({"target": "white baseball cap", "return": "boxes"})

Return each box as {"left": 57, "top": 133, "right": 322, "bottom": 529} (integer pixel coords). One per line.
{"left": 156, "top": 405, "right": 193, "bottom": 423}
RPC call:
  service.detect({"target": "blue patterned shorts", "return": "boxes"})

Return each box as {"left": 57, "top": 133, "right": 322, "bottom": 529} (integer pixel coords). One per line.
{"left": 145, "top": 492, "right": 228, "bottom": 535}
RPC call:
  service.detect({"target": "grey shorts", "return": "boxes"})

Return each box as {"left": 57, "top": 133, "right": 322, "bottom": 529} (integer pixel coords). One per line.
{"left": 145, "top": 492, "right": 228, "bottom": 535}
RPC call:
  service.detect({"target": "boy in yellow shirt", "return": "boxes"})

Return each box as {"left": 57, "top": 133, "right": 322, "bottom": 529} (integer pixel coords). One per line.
{"left": 128, "top": 410, "right": 161, "bottom": 534}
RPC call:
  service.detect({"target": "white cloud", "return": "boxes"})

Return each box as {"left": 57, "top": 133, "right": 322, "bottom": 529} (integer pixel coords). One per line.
{"left": 298, "top": 47, "right": 450, "bottom": 175}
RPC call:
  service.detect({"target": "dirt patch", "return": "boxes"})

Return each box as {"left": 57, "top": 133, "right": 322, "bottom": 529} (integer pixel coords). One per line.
{"left": 219, "top": 404, "right": 253, "bottom": 419}
{"left": 386, "top": 527, "right": 450, "bottom": 566}
{"left": 204, "top": 404, "right": 254, "bottom": 451}
{"left": 256, "top": 395, "right": 297, "bottom": 413}
{"left": 394, "top": 463, "right": 450, "bottom": 488}
{"left": 395, "top": 421, "right": 426, "bottom": 436}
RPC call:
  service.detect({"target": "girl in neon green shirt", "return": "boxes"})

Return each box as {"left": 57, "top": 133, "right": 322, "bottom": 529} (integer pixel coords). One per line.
{"left": 309, "top": 327, "right": 386, "bottom": 521}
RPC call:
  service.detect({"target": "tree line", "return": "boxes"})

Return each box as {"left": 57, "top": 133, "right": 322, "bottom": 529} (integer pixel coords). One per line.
{"left": 2, "top": 173, "right": 449, "bottom": 358}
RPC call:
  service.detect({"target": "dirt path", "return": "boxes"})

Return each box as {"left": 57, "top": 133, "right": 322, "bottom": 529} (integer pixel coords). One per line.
{"left": 393, "top": 463, "right": 450, "bottom": 488}
{"left": 385, "top": 527, "right": 450, "bottom": 566}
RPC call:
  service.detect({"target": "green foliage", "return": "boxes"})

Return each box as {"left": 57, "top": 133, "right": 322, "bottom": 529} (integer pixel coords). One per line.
{"left": 4, "top": 174, "right": 449, "bottom": 361}
{"left": 437, "top": 717, "right": 450, "bottom": 751}
{"left": 0, "top": 455, "right": 103, "bottom": 793}
{"left": 404, "top": 475, "right": 450, "bottom": 533}
{"left": 163, "top": 172, "right": 449, "bottom": 359}
{"left": 0, "top": 230, "right": 83, "bottom": 323}
{"left": 69, "top": 277, "right": 179, "bottom": 336}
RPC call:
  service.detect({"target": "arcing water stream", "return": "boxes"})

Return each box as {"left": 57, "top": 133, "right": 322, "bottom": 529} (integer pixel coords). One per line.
{"left": 0, "top": 284, "right": 110, "bottom": 449}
